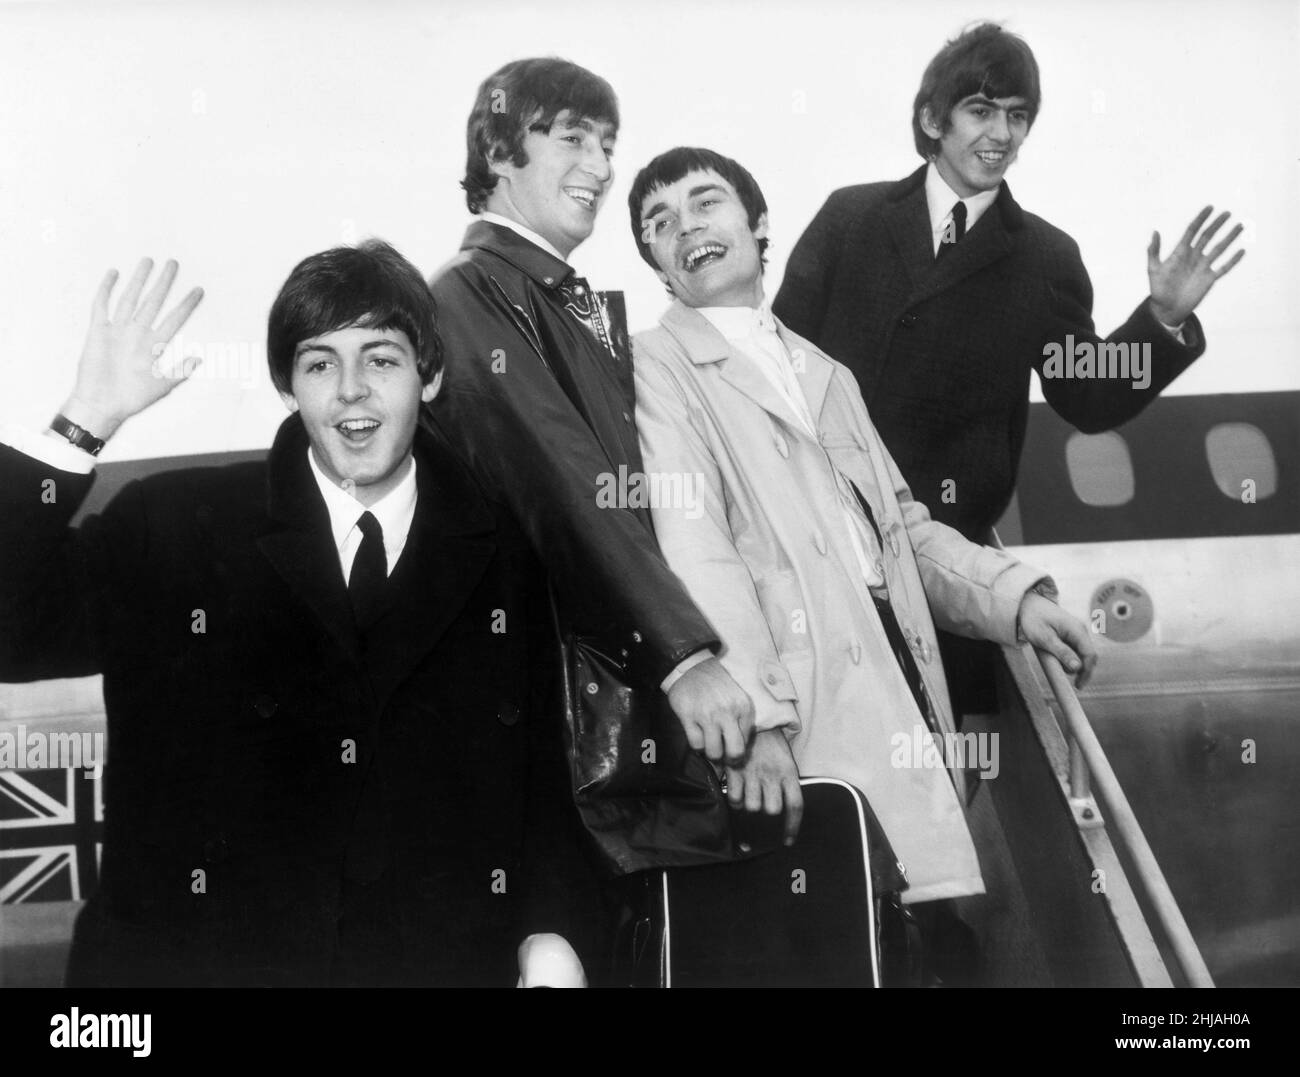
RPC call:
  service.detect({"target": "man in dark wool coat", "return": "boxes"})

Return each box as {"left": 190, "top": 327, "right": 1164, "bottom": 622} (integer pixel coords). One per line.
{"left": 0, "top": 242, "right": 595, "bottom": 987}
{"left": 774, "top": 22, "right": 1244, "bottom": 713}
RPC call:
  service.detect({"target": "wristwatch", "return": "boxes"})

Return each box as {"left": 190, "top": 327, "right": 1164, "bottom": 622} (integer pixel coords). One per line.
{"left": 49, "top": 413, "right": 106, "bottom": 457}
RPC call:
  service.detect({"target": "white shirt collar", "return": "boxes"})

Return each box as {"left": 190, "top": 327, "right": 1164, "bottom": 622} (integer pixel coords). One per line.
{"left": 924, "top": 161, "right": 1000, "bottom": 248}
{"left": 478, "top": 211, "right": 570, "bottom": 264}
{"left": 306, "top": 447, "right": 419, "bottom": 576}
{"left": 697, "top": 297, "right": 777, "bottom": 341}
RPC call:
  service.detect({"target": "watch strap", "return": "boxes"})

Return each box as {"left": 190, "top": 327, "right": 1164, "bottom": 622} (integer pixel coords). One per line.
{"left": 50, "top": 413, "right": 106, "bottom": 457}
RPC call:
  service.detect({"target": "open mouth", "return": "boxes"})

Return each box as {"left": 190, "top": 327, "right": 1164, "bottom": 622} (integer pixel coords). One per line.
{"left": 683, "top": 243, "right": 727, "bottom": 272}
{"left": 565, "top": 187, "right": 598, "bottom": 210}
{"left": 975, "top": 150, "right": 1007, "bottom": 166}
{"left": 337, "top": 418, "right": 381, "bottom": 443}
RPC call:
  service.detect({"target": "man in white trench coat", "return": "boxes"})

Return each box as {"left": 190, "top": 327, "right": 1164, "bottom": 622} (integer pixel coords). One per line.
{"left": 627, "top": 147, "right": 1098, "bottom": 981}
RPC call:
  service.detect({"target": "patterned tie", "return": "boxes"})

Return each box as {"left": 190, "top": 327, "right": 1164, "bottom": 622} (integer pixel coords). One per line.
{"left": 937, "top": 200, "right": 967, "bottom": 259}
{"left": 559, "top": 274, "right": 631, "bottom": 366}
{"left": 348, "top": 511, "right": 387, "bottom": 629}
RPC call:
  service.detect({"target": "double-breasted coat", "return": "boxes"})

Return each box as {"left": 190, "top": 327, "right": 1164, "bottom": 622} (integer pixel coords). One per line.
{"left": 634, "top": 302, "right": 1051, "bottom": 903}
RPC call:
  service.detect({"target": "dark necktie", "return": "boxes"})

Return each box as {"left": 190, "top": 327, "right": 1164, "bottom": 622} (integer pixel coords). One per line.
{"left": 937, "top": 200, "right": 967, "bottom": 259}
{"left": 348, "top": 511, "right": 387, "bottom": 629}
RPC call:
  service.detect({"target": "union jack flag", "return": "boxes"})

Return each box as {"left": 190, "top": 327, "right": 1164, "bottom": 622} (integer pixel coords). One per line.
{"left": 0, "top": 768, "right": 103, "bottom": 904}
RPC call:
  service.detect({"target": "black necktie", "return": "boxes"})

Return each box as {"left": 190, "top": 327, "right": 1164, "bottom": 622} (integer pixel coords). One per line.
{"left": 937, "top": 201, "right": 967, "bottom": 259}
{"left": 348, "top": 511, "right": 387, "bottom": 629}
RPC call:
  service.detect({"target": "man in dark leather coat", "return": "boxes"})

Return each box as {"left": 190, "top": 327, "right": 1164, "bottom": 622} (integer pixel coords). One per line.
{"left": 427, "top": 59, "right": 757, "bottom": 773}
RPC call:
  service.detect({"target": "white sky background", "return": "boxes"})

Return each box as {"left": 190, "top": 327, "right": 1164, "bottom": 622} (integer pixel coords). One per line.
{"left": 0, "top": 0, "right": 1295, "bottom": 462}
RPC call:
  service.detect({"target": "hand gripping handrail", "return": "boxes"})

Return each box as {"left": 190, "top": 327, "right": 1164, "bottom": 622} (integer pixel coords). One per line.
{"left": 1035, "top": 650, "right": 1216, "bottom": 988}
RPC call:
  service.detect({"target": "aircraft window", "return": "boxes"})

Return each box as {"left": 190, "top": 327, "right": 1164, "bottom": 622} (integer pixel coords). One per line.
{"left": 1065, "top": 431, "right": 1135, "bottom": 506}
{"left": 1206, "top": 423, "right": 1277, "bottom": 500}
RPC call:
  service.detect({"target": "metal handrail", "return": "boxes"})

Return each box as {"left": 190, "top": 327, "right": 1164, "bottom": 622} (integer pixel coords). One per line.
{"left": 1035, "top": 650, "right": 1215, "bottom": 988}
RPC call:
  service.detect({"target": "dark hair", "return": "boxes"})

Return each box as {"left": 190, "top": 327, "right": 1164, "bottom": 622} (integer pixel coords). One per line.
{"left": 627, "top": 146, "right": 769, "bottom": 273}
{"left": 912, "top": 23, "right": 1041, "bottom": 158}
{"left": 461, "top": 57, "right": 619, "bottom": 214}
{"left": 266, "top": 239, "right": 441, "bottom": 395}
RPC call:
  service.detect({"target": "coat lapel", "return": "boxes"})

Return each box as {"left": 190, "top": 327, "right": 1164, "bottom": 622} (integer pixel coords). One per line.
{"left": 257, "top": 416, "right": 363, "bottom": 664}
{"left": 882, "top": 171, "right": 936, "bottom": 294}
{"left": 777, "top": 321, "right": 835, "bottom": 427}
{"left": 883, "top": 166, "right": 1025, "bottom": 308}
{"left": 911, "top": 197, "right": 1014, "bottom": 307}
{"left": 660, "top": 301, "right": 811, "bottom": 435}
{"left": 465, "top": 220, "right": 641, "bottom": 478}
{"left": 360, "top": 433, "right": 497, "bottom": 711}
{"left": 255, "top": 415, "right": 497, "bottom": 701}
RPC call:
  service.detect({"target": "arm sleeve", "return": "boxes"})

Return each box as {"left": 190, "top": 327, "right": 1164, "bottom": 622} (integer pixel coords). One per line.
{"left": 874, "top": 430, "right": 1053, "bottom": 646}
{"left": 633, "top": 348, "right": 800, "bottom": 734}
{"left": 1036, "top": 236, "right": 1205, "bottom": 432}
{"left": 772, "top": 192, "right": 846, "bottom": 345}
{"left": 426, "top": 267, "right": 718, "bottom": 687}
{"left": 0, "top": 423, "right": 97, "bottom": 474}
{"left": 0, "top": 444, "right": 136, "bottom": 681}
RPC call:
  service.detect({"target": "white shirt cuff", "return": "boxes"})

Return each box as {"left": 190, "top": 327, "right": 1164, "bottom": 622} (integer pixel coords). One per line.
{"left": 1156, "top": 317, "right": 1186, "bottom": 344}
{"left": 0, "top": 423, "right": 97, "bottom": 474}
{"left": 659, "top": 648, "right": 712, "bottom": 693}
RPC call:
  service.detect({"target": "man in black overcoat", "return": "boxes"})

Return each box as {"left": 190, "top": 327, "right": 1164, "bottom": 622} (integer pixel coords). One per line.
{"left": 0, "top": 242, "right": 595, "bottom": 986}
{"left": 774, "top": 23, "right": 1244, "bottom": 711}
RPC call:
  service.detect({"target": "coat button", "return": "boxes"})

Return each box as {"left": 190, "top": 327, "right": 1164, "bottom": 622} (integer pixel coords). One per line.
{"left": 873, "top": 559, "right": 885, "bottom": 579}
{"left": 812, "top": 531, "right": 827, "bottom": 555}
{"left": 497, "top": 702, "right": 520, "bottom": 727}
{"left": 918, "top": 640, "right": 933, "bottom": 664}
{"left": 586, "top": 682, "right": 599, "bottom": 695}
{"left": 544, "top": 276, "right": 556, "bottom": 285}
{"left": 889, "top": 533, "right": 901, "bottom": 557}
{"left": 849, "top": 639, "right": 863, "bottom": 665}
{"left": 252, "top": 693, "right": 278, "bottom": 718}
{"left": 774, "top": 435, "right": 789, "bottom": 458}
{"left": 631, "top": 631, "right": 643, "bottom": 644}
{"left": 765, "top": 673, "right": 779, "bottom": 685}
{"left": 898, "top": 312, "right": 918, "bottom": 329}
{"left": 203, "top": 837, "right": 229, "bottom": 864}
{"left": 622, "top": 411, "right": 633, "bottom": 424}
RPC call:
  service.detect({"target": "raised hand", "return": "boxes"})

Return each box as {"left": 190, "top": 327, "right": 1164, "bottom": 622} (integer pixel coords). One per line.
{"left": 1147, "top": 206, "right": 1245, "bottom": 327}
{"left": 60, "top": 258, "right": 205, "bottom": 442}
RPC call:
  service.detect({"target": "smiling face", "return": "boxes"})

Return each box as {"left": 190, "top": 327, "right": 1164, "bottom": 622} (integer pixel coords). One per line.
{"left": 282, "top": 325, "right": 439, "bottom": 507}
{"left": 639, "top": 169, "right": 767, "bottom": 309}
{"left": 486, "top": 110, "right": 616, "bottom": 258}
{"left": 922, "top": 93, "right": 1030, "bottom": 197}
